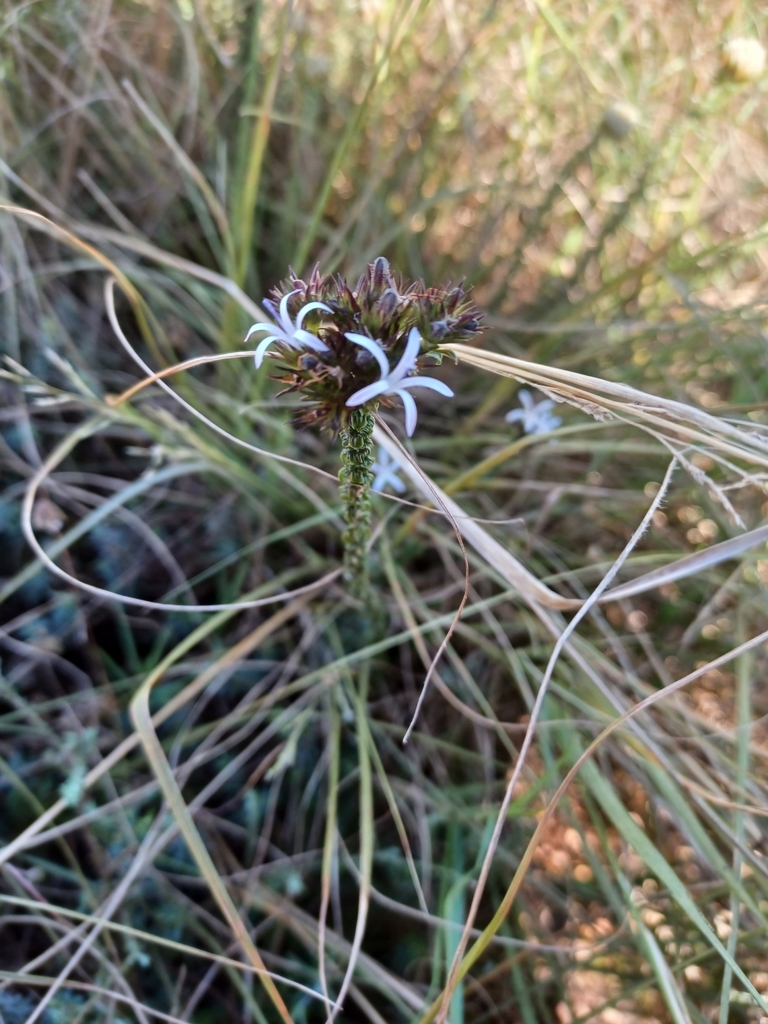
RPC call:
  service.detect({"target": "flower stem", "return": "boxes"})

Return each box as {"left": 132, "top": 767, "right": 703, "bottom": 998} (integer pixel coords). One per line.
{"left": 339, "top": 406, "right": 376, "bottom": 592}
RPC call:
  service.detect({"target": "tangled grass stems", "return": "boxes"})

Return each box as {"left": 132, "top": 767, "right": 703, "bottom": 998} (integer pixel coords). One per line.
{"left": 435, "top": 457, "right": 678, "bottom": 1023}
{"left": 4, "top": 253, "right": 768, "bottom": 1015}
{"left": 417, "top": 619, "right": 768, "bottom": 1022}
{"left": 374, "top": 426, "right": 768, "bottom": 610}
{"left": 9, "top": 264, "right": 768, "bottom": 1015}
{"left": 129, "top": 605, "right": 316, "bottom": 1024}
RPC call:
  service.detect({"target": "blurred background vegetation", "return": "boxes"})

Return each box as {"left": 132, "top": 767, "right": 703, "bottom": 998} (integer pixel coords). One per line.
{"left": 2, "top": 1, "right": 768, "bottom": 1022}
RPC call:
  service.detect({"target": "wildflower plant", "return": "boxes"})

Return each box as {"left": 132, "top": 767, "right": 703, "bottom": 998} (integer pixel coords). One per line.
{"left": 9, "top": 4, "right": 768, "bottom": 1021}
{"left": 247, "top": 258, "right": 482, "bottom": 588}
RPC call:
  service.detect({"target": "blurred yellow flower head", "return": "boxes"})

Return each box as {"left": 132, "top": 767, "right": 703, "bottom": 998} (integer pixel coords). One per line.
{"left": 722, "top": 38, "right": 766, "bottom": 82}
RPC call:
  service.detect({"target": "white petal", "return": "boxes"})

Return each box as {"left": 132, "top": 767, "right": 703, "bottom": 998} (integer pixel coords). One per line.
{"left": 344, "top": 332, "right": 389, "bottom": 379}
{"left": 254, "top": 336, "right": 279, "bottom": 368}
{"left": 345, "top": 380, "right": 389, "bottom": 407}
{"left": 398, "top": 389, "right": 418, "bottom": 436}
{"left": 536, "top": 415, "right": 561, "bottom": 433}
{"left": 293, "top": 329, "right": 329, "bottom": 352}
{"left": 505, "top": 409, "right": 524, "bottom": 423}
{"left": 373, "top": 468, "right": 405, "bottom": 494}
{"left": 518, "top": 389, "right": 534, "bottom": 410}
{"left": 245, "top": 323, "right": 281, "bottom": 342}
{"left": 295, "top": 301, "right": 333, "bottom": 329}
{"left": 397, "top": 376, "right": 454, "bottom": 397}
{"left": 279, "top": 289, "right": 300, "bottom": 332}
{"left": 390, "top": 326, "right": 422, "bottom": 384}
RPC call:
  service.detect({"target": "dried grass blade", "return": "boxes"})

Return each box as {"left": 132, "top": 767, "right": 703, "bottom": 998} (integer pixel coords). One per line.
{"left": 129, "top": 618, "right": 304, "bottom": 1023}
{"left": 373, "top": 428, "right": 768, "bottom": 610}
{"left": 444, "top": 343, "right": 768, "bottom": 469}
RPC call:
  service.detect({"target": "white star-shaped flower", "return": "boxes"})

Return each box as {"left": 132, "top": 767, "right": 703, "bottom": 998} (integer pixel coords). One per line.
{"left": 344, "top": 326, "right": 453, "bottom": 436}
{"left": 371, "top": 447, "right": 405, "bottom": 494}
{"left": 246, "top": 289, "right": 332, "bottom": 368}
{"left": 505, "top": 389, "right": 561, "bottom": 435}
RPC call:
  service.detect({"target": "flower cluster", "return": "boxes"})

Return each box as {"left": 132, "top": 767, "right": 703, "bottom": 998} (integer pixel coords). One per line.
{"left": 246, "top": 258, "right": 482, "bottom": 436}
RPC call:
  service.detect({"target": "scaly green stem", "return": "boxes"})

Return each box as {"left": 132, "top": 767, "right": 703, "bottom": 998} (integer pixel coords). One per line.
{"left": 339, "top": 406, "right": 375, "bottom": 591}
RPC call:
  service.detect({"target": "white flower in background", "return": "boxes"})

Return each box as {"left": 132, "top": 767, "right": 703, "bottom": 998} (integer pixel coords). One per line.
{"left": 371, "top": 447, "right": 406, "bottom": 494}
{"left": 344, "top": 326, "right": 454, "bottom": 436}
{"left": 722, "top": 38, "right": 766, "bottom": 82}
{"left": 505, "top": 389, "right": 561, "bottom": 434}
{"left": 246, "top": 289, "right": 332, "bottom": 368}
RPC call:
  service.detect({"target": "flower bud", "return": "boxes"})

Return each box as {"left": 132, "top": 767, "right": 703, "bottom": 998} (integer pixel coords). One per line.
{"left": 354, "top": 348, "right": 376, "bottom": 369}
{"left": 377, "top": 288, "right": 399, "bottom": 317}
{"left": 372, "top": 256, "right": 389, "bottom": 288}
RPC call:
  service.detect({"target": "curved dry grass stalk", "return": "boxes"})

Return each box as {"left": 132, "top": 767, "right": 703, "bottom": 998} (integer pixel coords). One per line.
{"left": 104, "top": 277, "right": 340, "bottom": 489}
{"left": 20, "top": 417, "right": 340, "bottom": 611}
{"left": 106, "top": 349, "right": 261, "bottom": 407}
{"left": 444, "top": 343, "right": 768, "bottom": 478}
{"left": 0, "top": 193, "right": 264, "bottom": 321}
{"left": 0, "top": 202, "right": 165, "bottom": 364}
{"left": 373, "top": 430, "right": 768, "bottom": 610}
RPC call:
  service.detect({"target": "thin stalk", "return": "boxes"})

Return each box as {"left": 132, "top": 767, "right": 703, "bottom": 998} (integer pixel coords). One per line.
{"left": 339, "top": 406, "right": 376, "bottom": 591}
{"left": 332, "top": 663, "right": 374, "bottom": 1018}
{"left": 318, "top": 696, "right": 341, "bottom": 1018}
{"left": 234, "top": 0, "right": 291, "bottom": 287}
{"left": 718, "top": 619, "right": 751, "bottom": 1024}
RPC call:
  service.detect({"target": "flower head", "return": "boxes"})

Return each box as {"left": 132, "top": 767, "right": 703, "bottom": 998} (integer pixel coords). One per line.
{"left": 345, "top": 327, "right": 453, "bottom": 436}
{"left": 505, "top": 389, "right": 561, "bottom": 434}
{"left": 249, "top": 258, "right": 482, "bottom": 434}
{"left": 245, "top": 289, "right": 331, "bottom": 368}
{"left": 371, "top": 446, "right": 405, "bottom": 494}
